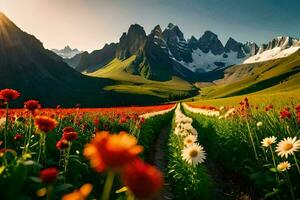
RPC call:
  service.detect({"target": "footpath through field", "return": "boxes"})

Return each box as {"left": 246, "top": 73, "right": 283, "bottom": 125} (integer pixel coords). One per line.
{"left": 150, "top": 125, "right": 174, "bottom": 200}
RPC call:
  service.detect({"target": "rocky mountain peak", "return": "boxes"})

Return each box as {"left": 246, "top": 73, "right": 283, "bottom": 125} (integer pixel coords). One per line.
{"left": 115, "top": 24, "right": 147, "bottom": 59}
{"left": 225, "top": 37, "right": 240, "bottom": 51}
{"left": 198, "top": 30, "right": 224, "bottom": 55}
{"left": 243, "top": 42, "right": 259, "bottom": 56}
{"left": 188, "top": 36, "right": 199, "bottom": 50}
{"left": 162, "top": 23, "right": 191, "bottom": 62}
{"left": 164, "top": 23, "right": 184, "bottom": 41}
{"left": 266, "top": 36, "right": 299, "bottom": 50}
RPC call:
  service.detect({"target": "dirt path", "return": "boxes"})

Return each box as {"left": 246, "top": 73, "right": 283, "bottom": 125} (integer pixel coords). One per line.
{"left": 150, "top": 126, "right": 174, "bottom": 200}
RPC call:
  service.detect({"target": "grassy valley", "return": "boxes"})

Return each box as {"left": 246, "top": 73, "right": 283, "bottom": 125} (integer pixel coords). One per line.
{"left": 85, "top": 56, "right": 198, "bottom": 100}
{"left": 187, "top": 50, "right": 300, "bottom": 105}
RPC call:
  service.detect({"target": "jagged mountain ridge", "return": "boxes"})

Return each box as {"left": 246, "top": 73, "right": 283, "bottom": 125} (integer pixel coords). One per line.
{"left": 66, "top": 23, "right": 300, "bottom": 82}
{"left": 244, "top": 36, "right": 300, "bottom": 63}
{"left": 51, "top": 46, "right": 83, "bottom": 59}
{"left": 69, "top": 23, "right": 260, "bottom": 81}
{"left": 0, "top": 11, "right": 179, "bottom": 107}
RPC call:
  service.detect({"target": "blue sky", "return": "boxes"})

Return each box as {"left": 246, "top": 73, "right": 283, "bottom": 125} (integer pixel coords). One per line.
{"left": 0, "top": 0, "right": 299, "bottom": 51}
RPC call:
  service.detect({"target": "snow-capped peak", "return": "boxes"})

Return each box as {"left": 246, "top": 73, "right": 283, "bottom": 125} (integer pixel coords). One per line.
{"left": 243, "top": 36, "right": 300, "bottom": 64}
{"left": 51, "top": 46, "right": 83, "bottom": 59}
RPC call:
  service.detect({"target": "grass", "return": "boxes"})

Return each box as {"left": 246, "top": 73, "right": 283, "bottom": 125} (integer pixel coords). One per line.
{"left": 182, "top": 100, "right": 300, "bottom": 199}
{"left": 85, "top": 56, "right": 197, "bottom": 99}
{"left": 186, "top": 89, "right": 300, "bottom": 108}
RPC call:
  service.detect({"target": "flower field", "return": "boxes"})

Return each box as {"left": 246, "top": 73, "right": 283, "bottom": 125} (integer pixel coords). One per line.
{"left": 0, "top": 88, "right": 300, "bottom": 200}
{"left": 183, "top": 99, "right": 300, "bottom": 199}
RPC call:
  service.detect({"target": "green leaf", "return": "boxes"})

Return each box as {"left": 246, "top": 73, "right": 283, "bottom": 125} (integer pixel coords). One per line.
{"left": 0, "top": 165, "right": 5, "bottom": 175}
{"left": 269, "top": 167, "right": 277, "bottom": 173}
{"left": 53, "top": 183, "right": 74, "bottom": 194}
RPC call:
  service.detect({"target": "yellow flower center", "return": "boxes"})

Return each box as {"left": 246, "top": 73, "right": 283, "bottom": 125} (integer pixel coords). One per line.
{"left": 189, "top": 149, "right": 198, "bottom": 158}
{"left": 283, "top": 143, "right": 293, "bottom": 151}
{"left": 186, "top": 139, "right": 193, "bottom": 144}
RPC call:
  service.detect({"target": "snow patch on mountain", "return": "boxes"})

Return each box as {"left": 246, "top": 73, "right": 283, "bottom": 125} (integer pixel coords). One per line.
{"left": 178, "top": 49, "right": 249, "bottom": 72}
{"left": 243, "top": 36, "right": 300, "bottom": 64}
{"left": 243, "top": 46, "right": 300, "bottom": 64}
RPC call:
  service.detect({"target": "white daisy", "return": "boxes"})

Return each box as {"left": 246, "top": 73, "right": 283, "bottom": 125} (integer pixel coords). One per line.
{"left": 276, "top": 137, "right": 300, "bottom": 158}
{"left": 182, "top": 143, "right": 206, "bottom": 166}
{"left": 183, "top": 135, "right": 197, "bottom": 146}
{"left": 261, "top": 136, "right": 277, "bottom": 148}
{"left": 277, "top": 161, "right": 291, "bottom": 172}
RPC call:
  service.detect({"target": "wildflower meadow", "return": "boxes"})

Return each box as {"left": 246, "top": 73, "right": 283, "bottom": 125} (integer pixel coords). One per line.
{"left": 0, "top": 89, "right": 300, "bottom": 200}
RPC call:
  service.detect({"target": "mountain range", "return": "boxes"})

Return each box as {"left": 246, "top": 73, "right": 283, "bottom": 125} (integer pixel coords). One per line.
{"left": 51, "top": 46, "right": 82, "bottom": 59}
{"left": 0, "top": 11, "right": 187, "bottom": 107}
{"left": 0, "top": 11, "right": 299, "bottom": 106}
{"left": 65, "top": 23, "right": 300, "bottom": 81}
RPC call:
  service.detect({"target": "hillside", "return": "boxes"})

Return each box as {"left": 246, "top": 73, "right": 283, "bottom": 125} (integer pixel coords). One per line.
{"left": 85, "top": 55, "right": 198, "bottom": 99}
{"left": 195, "top": 49, "right": 300, "bottom": 99}
{"left": 0, "top": 11, "right": 195, "bottom": 107}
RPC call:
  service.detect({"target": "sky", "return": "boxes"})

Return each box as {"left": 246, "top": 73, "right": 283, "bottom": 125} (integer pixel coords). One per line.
{"left": 0, "top": 0, "right": 299, "bottom": 52}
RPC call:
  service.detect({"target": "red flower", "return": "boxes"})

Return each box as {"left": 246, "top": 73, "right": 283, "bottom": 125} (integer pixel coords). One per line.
{"left": 122, "top": 159, "right": 163, "bottom": 199}
{"left": 280, "top": 109, "right": 292, "bottom": 119}
{"left": 24, "top": 100, "right": 40, "bottom": 112}
{"left": 296, "top": 104, "right": 300, "bottom": 112}
{"left": 265, "top": 104, "right": 273, "bottom": 112}
{"left": 93, "top": 119, "right": 100, "bottom": 126}
{"left": 0, "top": 89, "right": 20, "bottom": 102}
{"left": 35, "top": 116, "right": 58, "bottom": 132}
{"left": 14, "top": 133, "right": 23, "bottom": 141}
{"left": 62, "top": 132, "right": 78, "bottom": 141}
{"left": 119, "top": 116, "right": 127, "bottom": 124}
{"left": 63, "top": 126, "right": 75, "bottom": 133}
{"left": 39, "top": 167, "right": 58, "bottom": 183}
{"left": 56, "top": 139, "right": 69, "bottom": 150}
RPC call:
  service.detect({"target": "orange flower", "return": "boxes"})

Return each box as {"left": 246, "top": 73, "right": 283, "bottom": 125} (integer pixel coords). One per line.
{"left": 122, "top": 159, "right": 163, "bottom": 199}
{"left": 35, "top": 116, "right": 58, "bottom": 132}
{"left": 62, "top": 183, "right": 93, "bottom": 200}
{"left": 0, "top": 89, "right": 20, "bottom": 102}
{"left": 83, "top": 131, "right": 143, "bottom": 172}
{"left": 24, "top": 100, "right": 40, "bottom": 111}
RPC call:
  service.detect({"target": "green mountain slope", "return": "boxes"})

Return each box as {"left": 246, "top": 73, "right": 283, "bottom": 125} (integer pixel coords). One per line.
{"left": 198, "top": 50, "right": 300, "bottom": 98}
{"left": 85, "top": 56, "right": 198, "bottom": 99}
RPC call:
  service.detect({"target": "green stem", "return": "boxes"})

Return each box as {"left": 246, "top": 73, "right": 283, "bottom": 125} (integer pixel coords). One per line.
{"left": 246, "top": 120, "right": 258, "bottom": 160}
{"left": 46, "top": 185, "right": 53, "bottom": 200}
{"left": 285, "top": 172, "right": 295, "bottom": 200}
{"left": 37, "top": 132, "right": 46, "bottom": 164}
{"left": 3, "top": 103, "right": 9, "bottom": 165}
{"left": 24, "top": 113, "right": 33, "bottom": 155}
{"left": 100, "top": 170, "right": 115, "bottom": 200}
{"left": 64, "top": 142, "right": 72, "bottom": 178}
{"left": 270, "top": 147, "right": 279, "bottom": 182}
{"left": 293, "top": 154, "right": 300, "bottom": 176}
